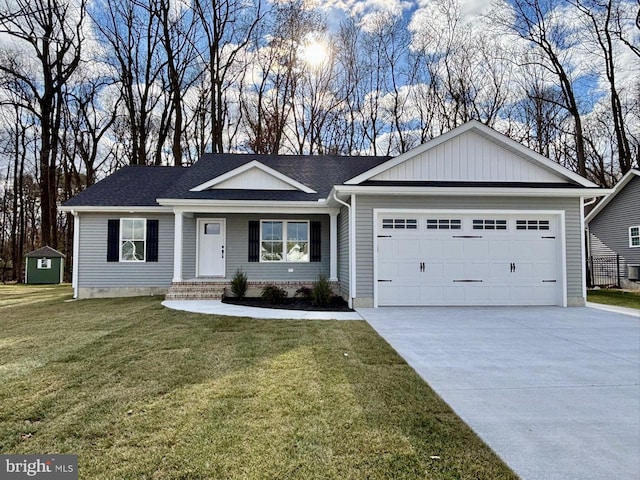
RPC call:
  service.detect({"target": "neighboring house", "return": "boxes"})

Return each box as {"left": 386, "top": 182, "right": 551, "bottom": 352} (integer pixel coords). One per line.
{"left": 61, "top": 121, "right": 606, "bottom": 307}
{"left": 585, "top": 169, "right": 640, "bottom": 290}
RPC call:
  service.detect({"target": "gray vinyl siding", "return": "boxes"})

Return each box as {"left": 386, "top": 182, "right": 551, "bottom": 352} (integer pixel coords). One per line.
{"left": 182, "top": 215, "right": 197, "bottom": 279}
{"left": 337, "top": 205, "right": 350, "bottom": 298}
{"left": 77, "top": 213, "right": 174, "bottom": 287}
{"left": 190, "top": 213, "right": 330, "bottom": 282}
{"left": 589, "top": 176, "right": 640, "bottom": 268}
{"left": 354, "top": 195, "right": 584, "bottom": 303}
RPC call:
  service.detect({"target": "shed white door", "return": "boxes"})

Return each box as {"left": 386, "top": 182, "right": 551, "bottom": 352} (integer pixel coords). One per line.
{"left": 376, "top": 213, "right": 562, "bottom": 306}
{"left": 197, "top": 219, "right": 226, "bottom": 277}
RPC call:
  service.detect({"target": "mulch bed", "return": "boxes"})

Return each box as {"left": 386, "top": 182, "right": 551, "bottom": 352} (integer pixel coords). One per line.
{"left": 222, "top": 296, "right": 353, "bottom": 312}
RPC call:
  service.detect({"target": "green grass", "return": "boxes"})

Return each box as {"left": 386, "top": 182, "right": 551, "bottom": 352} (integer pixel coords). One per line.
{"left": 0, "top": 285, "right": 517, "bottom": 480}
{"left": 587, "top": 289, "right": 640, "bottom": 309}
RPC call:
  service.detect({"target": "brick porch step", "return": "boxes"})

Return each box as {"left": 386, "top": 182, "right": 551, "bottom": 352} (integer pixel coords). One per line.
{"left": 165, "top": 281, "right": 228, "bottom": 300}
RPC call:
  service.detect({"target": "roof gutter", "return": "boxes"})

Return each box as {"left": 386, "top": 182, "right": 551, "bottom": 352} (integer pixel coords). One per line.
{"left": 333, "top": 185, "right": 612, "bottom": 197}
{"left": 59, "top": 205, "right": 174, "bottom": 213}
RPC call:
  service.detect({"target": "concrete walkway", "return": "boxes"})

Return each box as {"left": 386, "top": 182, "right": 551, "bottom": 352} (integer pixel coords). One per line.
{"left": 359, "top": 306, "right": 640, "bottom": 480}
{"left": 586, "top": 301, "right": 640, "bottom": 318}
{"left": 162, "top": 299, "right": 363, "bottom": 320}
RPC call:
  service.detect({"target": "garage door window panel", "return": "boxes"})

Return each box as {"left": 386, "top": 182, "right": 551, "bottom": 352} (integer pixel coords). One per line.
{"left": 516, "top": 219, "right": 550, "bottom": 230}
{"left": 473, "top": 219, "right": 507, "bottom": 230}
{"left": 382, "top": 218, "right": 417, "bottom": 230}
{"left": 426, "top": 219, "right": 461, "bottom": 230}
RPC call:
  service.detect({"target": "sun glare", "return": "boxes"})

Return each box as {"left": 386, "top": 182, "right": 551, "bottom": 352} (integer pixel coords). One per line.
{"left": 302, "top": 40, "right": 328, "bottom": 67}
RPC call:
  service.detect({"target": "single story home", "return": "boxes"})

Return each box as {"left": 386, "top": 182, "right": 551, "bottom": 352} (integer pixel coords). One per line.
{"left": 585, "top": 169, "right": 640, "bottom": 289}
{"left": 61, "top": 121, "right": 607, "bottom": 307}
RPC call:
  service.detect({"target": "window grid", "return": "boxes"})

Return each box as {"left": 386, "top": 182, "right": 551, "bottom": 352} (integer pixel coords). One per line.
{"left": 120, "top": 218, "right": 146, "bottom": 262}
{"left": 260, "top": 220, "right": 310, "bottom": 262}
{"left": 382, "top": 218, "right": 417, "bottom": 230}
{"left": 473, "top": 219, "right": 507, "bottom": 230}
{"left": 426, "top": 219, "right": 462, "bottom": 230}
{"left": 516, "top": 220, "right": 550, "bottom": 231}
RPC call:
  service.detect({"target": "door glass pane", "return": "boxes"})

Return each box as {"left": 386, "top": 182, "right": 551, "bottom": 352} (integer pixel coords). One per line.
{"left": 205, "top": 223, "right": 220, "bottom": 235}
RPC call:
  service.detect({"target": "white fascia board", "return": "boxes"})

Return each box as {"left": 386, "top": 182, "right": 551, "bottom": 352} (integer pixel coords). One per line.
{"left": 189, "top": 160, "right": 317, "bottom": 194}
{"left": 333, "top": 185, "right": 611, "bottom": 198}
{"left": 58, "top": 205, "right": 173, "bottom": 213}
{"left": 160, "top": 199, "right": 339, "bottom": 215}
{"left": 585, "top": 169, "right": 639, "bottom": 224}
{"left": 345, "top": 120, "right": 598, "bottom": 188}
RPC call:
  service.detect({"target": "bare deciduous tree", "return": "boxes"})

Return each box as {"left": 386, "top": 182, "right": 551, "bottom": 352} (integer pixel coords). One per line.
{"left": 92, "top": 0, "right": 166, "bottom": 166}
{"left": 193, "top": 0, "right": 263, "bottom": 153}
{"left": 0, "top": 0, "right": 86, "bottom": 247}
{"left": 494, "top": 0, "right": 588, "bottom": 176}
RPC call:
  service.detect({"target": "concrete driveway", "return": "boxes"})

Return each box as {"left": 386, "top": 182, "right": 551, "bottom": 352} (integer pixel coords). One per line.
{"left": 358, "top": 306, "right": 640, "bottom": 480}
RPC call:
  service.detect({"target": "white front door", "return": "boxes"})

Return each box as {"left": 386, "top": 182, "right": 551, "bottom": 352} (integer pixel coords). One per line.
{"left": 197, "top": 219, "right": 226, "bottom": 277}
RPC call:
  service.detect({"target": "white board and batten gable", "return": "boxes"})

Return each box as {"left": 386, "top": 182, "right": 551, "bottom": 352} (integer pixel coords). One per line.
{"left": 346, "top": 121, "right": 597, "bottom": 187}
{"left": 190, "top": 160, "right": 317, "bottom": 193}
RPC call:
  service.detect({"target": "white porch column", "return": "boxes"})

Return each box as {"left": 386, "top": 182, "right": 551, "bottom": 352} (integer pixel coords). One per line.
{"left": 173, "top": 211, "right": 184, "bottom": 282}
{"left": 329, "top": 212, "right": 338, "bottom": 281}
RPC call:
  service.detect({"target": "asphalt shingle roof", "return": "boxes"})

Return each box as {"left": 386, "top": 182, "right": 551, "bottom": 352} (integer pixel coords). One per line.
{"left": 26, "top": 246, "right": 66, "bottom": 258}
{"left": 63, "top": 154, "right": 391, "bottom": 207}
{"left": 160, "top": 154, "right": 391, "bottom": 200}
{"left": 63, "top": 166, "right": 188, "bottom": 207}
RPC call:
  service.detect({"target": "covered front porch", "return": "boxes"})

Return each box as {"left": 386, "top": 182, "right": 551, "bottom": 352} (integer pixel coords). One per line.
{"left": 168, "top": 205, "right": 342, "bottom": 299}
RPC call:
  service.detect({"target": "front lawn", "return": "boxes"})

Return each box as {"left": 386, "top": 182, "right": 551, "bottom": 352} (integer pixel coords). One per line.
{"left": 0, "top": 285, "right": 517, "bottom": 479}
{"left": 588, "top": 289, "right": 640, "bottom": 309}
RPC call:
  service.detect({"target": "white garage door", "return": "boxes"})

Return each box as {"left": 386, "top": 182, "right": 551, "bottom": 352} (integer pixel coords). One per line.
{"left": 376, "top": 213, "right": 562, "bottom": 306}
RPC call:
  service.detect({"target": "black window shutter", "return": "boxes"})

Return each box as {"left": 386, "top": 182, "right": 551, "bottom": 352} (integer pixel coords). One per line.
{"left": 107, "top": 219, "right": 119, "bottom": 262}
{"left": 310, "top": 221, "right": 321, "bottom": 262}
{"left": 248, "top": 221, "right": 259, "bottom": 262}
{"left": 146, "top": 219, "right": 159, "bottom": 262}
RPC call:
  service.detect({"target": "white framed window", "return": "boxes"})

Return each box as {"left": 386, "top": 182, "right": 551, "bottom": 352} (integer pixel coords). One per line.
{"left": 260, "top": 220, "right": 309, "bottom": 262}
{"left": 120, "top": 218, "right": 146, "bottom": 261}
{"left": 37, "top": 258, "right": 51, "bottom": 269}
{"left": 630, "top": 226, "right": 640, "bottom": 247}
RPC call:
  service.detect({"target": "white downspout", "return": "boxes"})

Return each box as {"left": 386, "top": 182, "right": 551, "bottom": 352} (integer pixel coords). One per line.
{"left": 582, "top": 197, "right": 598, "bottom": 301}
{"left": 72, "top": 210, "right": 80, "bottom": 299}
{"left": 583, "top": 197, "right": 598, "bottom": 208}
{"left": 332, "top": 192, "right": 354, "bottom": 309}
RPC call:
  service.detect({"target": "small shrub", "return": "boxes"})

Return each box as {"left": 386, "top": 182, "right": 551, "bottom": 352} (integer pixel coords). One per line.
{"left": 311, "top": 274, "right": 333, "bottom": 306}
{"left": 261, "top": 285, "right": 288, "bottom": 304}
{"left": 230, "top": 268, "right": 248, "bottom": 298}
{"left": 295, "top": 286, "right": 312, "bottom": 299}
